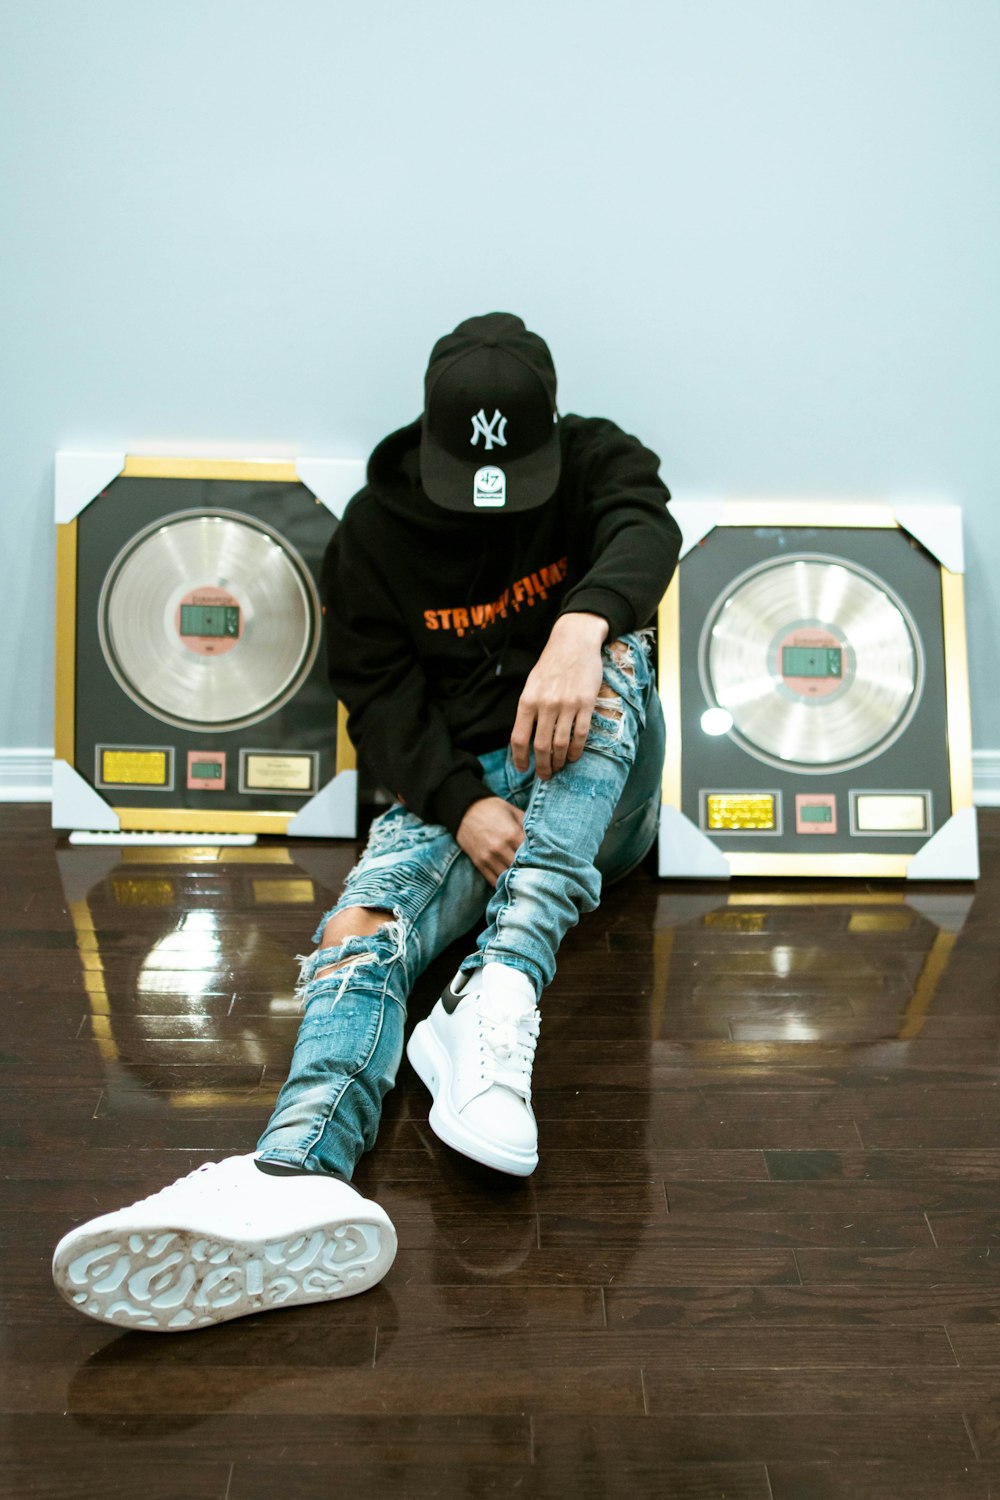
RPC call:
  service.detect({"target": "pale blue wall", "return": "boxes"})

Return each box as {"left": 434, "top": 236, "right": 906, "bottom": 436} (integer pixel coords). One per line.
{"left": 2, "top": 0, "right": 999, "bottom": 750}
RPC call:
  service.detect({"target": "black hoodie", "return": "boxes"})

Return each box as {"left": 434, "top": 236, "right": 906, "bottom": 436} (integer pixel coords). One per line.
{"left": 320, "top": 413, "right": 681, "bottom": 835}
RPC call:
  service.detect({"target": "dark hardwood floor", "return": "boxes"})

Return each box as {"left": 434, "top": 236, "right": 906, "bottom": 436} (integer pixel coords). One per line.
{"left": 4, "top": 802, "right": 1000, "bottom": 1498}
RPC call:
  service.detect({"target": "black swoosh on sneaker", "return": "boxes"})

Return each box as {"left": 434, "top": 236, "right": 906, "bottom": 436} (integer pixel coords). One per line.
{"left": 440, "top": 980, "right": 464, "bottom": 1015}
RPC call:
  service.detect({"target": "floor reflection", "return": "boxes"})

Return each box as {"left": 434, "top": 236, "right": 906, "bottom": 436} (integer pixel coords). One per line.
{"left": 56, "top": 842, "right": 356, "bottom": 1115}
{"left": 649, "top": 888, "right": 974, "bottom": 1045}
{"left": 64, "top": 1285, "right": 398, "bottom": 1435}
{"left": 57, "top": 842, "right": 977, "bottom": 1110}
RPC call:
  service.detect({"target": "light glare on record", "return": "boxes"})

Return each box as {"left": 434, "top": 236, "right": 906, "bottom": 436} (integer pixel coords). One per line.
{"left": 701, "top": 707, "right": 734, "bottom": 736}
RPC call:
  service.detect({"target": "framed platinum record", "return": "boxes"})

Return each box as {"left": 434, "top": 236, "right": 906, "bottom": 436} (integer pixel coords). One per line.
{"left": 53, "top": 452, "right": 365, "bottom": 839}
{"left": 657, "top": 501, "right": 977, "bottom": 880}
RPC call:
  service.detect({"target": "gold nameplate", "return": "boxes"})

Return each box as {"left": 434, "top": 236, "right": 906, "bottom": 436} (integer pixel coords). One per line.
{"left": 242, "top": 752, "right": 316, "bottom": 794}
{"left": 705, "top": 793, "right": 776, "bottom": 831}
{"left": 854, "top": 794, "right": 928, "bottom": 833}
{"left": 98, "top": 748, "right": 170, "bottom": 787}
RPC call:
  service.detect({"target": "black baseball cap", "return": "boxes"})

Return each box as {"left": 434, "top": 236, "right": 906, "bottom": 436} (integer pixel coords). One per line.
{"left": 419, "top": 312, "right": 560, "bottom": 513}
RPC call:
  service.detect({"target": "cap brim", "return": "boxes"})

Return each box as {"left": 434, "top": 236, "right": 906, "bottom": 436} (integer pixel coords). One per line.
{"left": 420, "top": 421, "right": 561, "bottom": 513}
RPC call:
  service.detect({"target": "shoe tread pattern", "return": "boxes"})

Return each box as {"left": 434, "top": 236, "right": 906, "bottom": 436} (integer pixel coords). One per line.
{"left": 56, "top": 1220, "right": 388, "bottom": 1331}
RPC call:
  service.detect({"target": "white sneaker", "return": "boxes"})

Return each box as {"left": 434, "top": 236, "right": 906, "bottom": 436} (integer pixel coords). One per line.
{"left": 406, "top": 962, "right": 540, "bottom": 1177}
{"left": 51, "top": 1154, "right": 397, "bottom": 1333}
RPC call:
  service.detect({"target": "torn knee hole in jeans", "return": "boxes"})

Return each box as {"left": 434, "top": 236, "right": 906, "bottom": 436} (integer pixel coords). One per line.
{"left": 295, "top": 917, "right": 407, "bottom": 1008}
{"left": 594, "top": 637, "right": 648, "bottom": 738}
{"left": 315, "top": 952, "right": 378, "bottom": 979}
{"left": 607, "top": 639, "right": 637, "bottom": 677}
{"left": 593, "top": 687, "right": 627, "bottom": 741}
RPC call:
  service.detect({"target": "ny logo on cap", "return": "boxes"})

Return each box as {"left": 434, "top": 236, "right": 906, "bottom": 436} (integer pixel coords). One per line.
{"left": 470, "top": 409, "right": 508, "bottom": 450}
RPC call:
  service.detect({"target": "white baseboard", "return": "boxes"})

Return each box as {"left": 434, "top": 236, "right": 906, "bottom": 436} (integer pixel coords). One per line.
{"left": 6, "top": 747, "right": 1000, "bottom": 808}
{"left": 0, "top": 748, "right": 54, "bottom": 801}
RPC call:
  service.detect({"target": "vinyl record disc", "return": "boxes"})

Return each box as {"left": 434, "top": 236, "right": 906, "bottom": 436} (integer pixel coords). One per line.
{"left": 701, "top": 554, "right": 924, "bottom": 772}
{"left": 97, "top": 509, "right": 321, "bottom": 731}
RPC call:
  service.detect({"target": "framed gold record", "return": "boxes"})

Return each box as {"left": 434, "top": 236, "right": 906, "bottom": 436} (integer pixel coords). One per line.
{"left": 657, "top": 502, "right": 977, "bottom": 880}
{"left": 54, "top": 453, "right": 364, "bottom": 839}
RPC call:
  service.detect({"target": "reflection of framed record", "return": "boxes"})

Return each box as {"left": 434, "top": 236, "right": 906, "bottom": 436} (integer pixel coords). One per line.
{"left": 53, "top": 453, "right": 364, "bottom": 838}
{"left": 657, "top": 502, "right": 977, "bottom": 880}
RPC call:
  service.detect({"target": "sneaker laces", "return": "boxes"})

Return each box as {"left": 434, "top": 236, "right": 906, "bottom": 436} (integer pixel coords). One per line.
{"left": 476, "top": 998, "right": 540, "bottom": 1098}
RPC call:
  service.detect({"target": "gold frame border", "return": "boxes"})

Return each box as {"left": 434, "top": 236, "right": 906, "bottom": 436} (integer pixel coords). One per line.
{"left": 55, "top": 519, "right": 79, "bottom": 763}
{"left": 726, "top": 852, "right": 911, "bottom": 878}
{"left": 941, "top": 569, "right": 974, "bottom": 811}
{"left": 658, "top": 506, "right": 975, "bottom": 878}
{"left": 55, "top": 454, "right": 356, "bottom": 835}
{"left": 659, "top": 572, "right": 681, "bottom": 807}
{"left": 114, "top": 808, "right": 294, "bottom": 835}
{"left": 337, "top": 700, "right": 357, "bottom": 773}
{"left": 121, "top": 456, "right": 299, "bottom": 483}
{"left": 714, "top": 500, "right": 898, "bottom": 530}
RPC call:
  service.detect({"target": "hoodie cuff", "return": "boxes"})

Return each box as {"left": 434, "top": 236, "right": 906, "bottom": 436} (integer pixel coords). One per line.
{"left": 559, "top": 586, "right": 634, "bottom": 642}
{"left": 427, "top": 768, "right": 491, "bottom": 838}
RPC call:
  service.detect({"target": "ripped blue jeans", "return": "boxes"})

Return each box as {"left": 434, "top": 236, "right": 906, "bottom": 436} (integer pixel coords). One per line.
{"left": 256, "top": 632, "right": 664, "bottom": 1179}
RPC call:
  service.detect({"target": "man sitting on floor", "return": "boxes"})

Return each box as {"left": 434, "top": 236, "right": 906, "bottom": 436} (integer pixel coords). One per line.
{"left": 52, "top": 311, "right": 681, "bottom": 1332}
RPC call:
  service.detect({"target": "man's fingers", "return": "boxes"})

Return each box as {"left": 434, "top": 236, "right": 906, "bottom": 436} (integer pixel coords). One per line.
{"left": 510, "top": 701, "right": 537, "bottom": 772}
{"left": 456, "top": 797, "right": 526, "bottom": 889}
{"left": 567, "top": 701, "right": 593, "bottom": 763}
{"left": 479, "top": 845, "right": 519, "bottom": 888}
{"left": 480, "top": 813, "right": 525, "bottom": 886}
{"left": 550, "top": 711, "right": 579, "bottom": 774}
{"left": 494, "top": 830, "right": 524, "bottom": 878}
{"left": 533, "top": 708, "right": 558, "bottom": 779}
{"left": 472, "top": 847, "right": 501, "bottom": 888}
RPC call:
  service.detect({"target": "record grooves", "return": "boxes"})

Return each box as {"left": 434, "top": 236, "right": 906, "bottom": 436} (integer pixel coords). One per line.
{"left": 97, "top": 508, "right": 321, "bottom": 732}
{"left": 700, "top": 553, "right": 924, "bottom": 775}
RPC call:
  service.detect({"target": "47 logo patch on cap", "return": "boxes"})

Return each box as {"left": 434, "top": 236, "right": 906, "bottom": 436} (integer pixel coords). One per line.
{"left": 473, "top": 466, "right": 506, "bottom": 507}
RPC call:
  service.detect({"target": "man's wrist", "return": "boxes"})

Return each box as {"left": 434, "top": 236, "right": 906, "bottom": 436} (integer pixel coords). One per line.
{"left": 553, "top": 610, "right": 609, "bottom": 644}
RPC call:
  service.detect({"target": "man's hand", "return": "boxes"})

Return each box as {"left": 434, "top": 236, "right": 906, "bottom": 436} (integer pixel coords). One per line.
{"left": 457, "top": 797, "right": 526, "bottom": 887}
{"left": 510, "top": 612, "right": 609, "bottom": 780}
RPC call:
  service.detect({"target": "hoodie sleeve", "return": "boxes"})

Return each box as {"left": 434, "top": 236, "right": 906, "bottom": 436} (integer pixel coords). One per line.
{"left": 557, "top": 417, "right": 681, "bottom": 639}
{"left": 320, "top": 507, "right": 490, "bottom": 835}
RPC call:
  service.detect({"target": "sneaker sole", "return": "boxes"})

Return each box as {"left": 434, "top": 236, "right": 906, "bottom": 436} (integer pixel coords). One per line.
{"left": 52, "top": 1215, "right": 397, "bottom": 1332}
{"left": 407, "top": 1016, "right": 538, "bottom": 1177}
